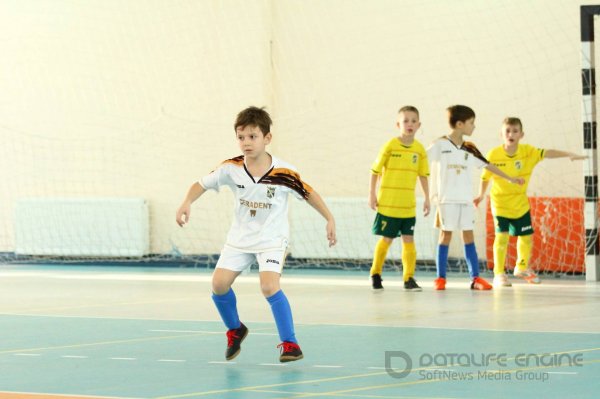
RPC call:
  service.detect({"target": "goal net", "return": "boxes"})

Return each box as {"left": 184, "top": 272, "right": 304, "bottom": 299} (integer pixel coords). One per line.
{"left": 0, "top": 1, "right": 593, "bottom": 276}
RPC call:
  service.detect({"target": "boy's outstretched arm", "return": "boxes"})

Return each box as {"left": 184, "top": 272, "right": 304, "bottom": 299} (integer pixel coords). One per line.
{"left": 306, "top": 191, "right": 337, "bottom": 247}
{"left": 474, "top": 179, "right": 490, "bottom": 208}
{"left": 176, "top": 182, "right": 206, "bottom": 226}
{"left": 418, "top": 176, "right": 430, "bottom": 216}
{"left": 544, "top": 149, "right": 588, "bottom": 161}
{"left": 484, "top": 164, "right": 525, "bottom": 185}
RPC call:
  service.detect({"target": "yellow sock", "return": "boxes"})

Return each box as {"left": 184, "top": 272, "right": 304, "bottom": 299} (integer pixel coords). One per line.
{"left": 401, "top": 242, "right": 417, "bottom": 281}
{"left": 516, "top": 235, "right": 533, "bottom": 271}
{"left": 370, "top": 238, "right": 391, "bottom": 276}
{"left": 493, "top": 233, "right": 509, "bottom": 275}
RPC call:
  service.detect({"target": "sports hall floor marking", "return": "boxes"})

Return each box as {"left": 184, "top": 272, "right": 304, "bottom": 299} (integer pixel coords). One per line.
{"left": 546, "top": 371, "right": 578, "bottom": 375}
{"left": 152, "top": 347, "right": 600, "bottom": 399}
{"left": 3, "top": 268, "right": 593, "bottom": 289}
{"left": 148, "top": 329, "right": 278, "bottom": 336}
{"left": 0, "top": 297, "right": 191, "bottom": 315}
{"left": 0, "top": 393, "right": 138, "bottom": 399}
{"left": 157, "top": 359, "right": 186, "bottom": 363}
{"left": 154, "top": 370, "right": 390, "bottom": 399}
{"left": 0, "top": 331, "right": 213, "bottom": 355}
{"left": 266, "top": 359, "right": 600, "bottom": 399}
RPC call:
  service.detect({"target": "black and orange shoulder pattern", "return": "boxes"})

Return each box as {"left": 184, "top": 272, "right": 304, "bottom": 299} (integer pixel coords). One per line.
{"left": 461, "top": 141, "right": 489, "bottom": 164}
{"left": 208, "top": 155, "right": 243, "bottom": 174}
{"left": 259, "top": 168, "right": 313, "bottom": 200}
{"left": 222, "top": 155, "right": 244, "bottom": 166}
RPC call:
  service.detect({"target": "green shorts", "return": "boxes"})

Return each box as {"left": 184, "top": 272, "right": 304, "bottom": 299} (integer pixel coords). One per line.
{"left": 494, "top": 211, "right": 534, "bottom": 236}
{"left": 372, "top": 213, "right": 416, "bottom": 238}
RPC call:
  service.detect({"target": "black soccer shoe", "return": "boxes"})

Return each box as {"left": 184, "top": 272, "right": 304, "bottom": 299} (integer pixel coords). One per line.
{"left": 225, "top": 322, "right": 248, "bottom": 361}
{"left": 371, "top": 273, "right": 384, "bottom": 291}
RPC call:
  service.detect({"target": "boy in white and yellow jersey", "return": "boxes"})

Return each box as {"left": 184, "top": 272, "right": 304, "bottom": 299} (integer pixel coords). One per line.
{"left": 176, "top": 106, "right": 336, "bottom": 363}
{"left": 475, "top": 117, "right": 586, "bottom": 287}
{"left": 428, "top": 105, "right": 524, "bottom": 291}
{"left": 368, "top": 106, "right": 430, "bottom": 292}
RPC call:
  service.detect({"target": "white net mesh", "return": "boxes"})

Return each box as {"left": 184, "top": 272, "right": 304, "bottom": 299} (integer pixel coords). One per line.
{"left": 0, "top": 1, "right": 594, "bottom": 275}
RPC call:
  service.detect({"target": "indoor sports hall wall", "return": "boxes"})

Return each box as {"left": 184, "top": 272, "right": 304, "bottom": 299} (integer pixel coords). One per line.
{"left": 0, "top": 0, "right": 594, "bottom": 265}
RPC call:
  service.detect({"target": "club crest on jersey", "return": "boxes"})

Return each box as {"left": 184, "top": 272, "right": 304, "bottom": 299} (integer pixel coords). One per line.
{"left": 250, "top": 210, "right": 256, "bottom": 217}
{"left": 412, "top": 154, "right": 418, "bottom": 164}
{"left": 514, "top": 160, "right": 522, "bottom": 170}
{"left": 267, "top": 186, "right": 276, "bottom": 198}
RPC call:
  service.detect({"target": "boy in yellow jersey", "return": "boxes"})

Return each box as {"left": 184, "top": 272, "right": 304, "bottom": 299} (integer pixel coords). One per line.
{"left": 368, "top": 106, "right": 430, "bottom": 292}
{"left": 474, "top": 117, "right": 586, "bottom": 287}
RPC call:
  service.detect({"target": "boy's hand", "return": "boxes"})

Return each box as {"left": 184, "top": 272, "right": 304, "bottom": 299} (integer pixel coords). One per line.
{"left": 511, "top": 177, "right": 525, "bottom": 185}
{"left": 423, "top": 198, "right": 430, "bottom": 217}
{"left": 570, "top": 154, "right": 588, "bottom": 161}
{"left": 326, "top": 220, "right": 337, "bottom": 247}
{"left": 176, "top": 202, "right": 191, "bottom": 226}
{"left": 368, "top": 193, "right": 378, "bottom": 211}
{"left": 473, "top": 195, "right": 484, "bottom": 208}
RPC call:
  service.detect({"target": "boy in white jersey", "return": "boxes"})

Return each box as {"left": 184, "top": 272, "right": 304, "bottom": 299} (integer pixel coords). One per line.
{"left": 176, "top": 106, "right": 336, "bottom": 362}
{"left": 427, "top": 105, "right": 524, "bottom": 290}
{"left": 474, "top": 117, "right": 586, "bottom": 287}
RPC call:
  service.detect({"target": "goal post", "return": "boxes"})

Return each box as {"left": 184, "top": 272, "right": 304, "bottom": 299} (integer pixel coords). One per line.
{"left": 581, "top": 5, "right": 600, "bottom": 281}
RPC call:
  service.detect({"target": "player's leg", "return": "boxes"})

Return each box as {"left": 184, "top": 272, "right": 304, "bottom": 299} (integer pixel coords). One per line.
{"left": 257, "top": 251, "right": 303, "bottom": 362}
{"left": 491, "top": 214, "right": 511, "bottom": 287}
{"left": 370, "top": 213, "right": 400, "bottom": 291}
{"left": 434, "top": 204, "right": 455, "bottom": 290}
{"left": 212, "top": 248, "right": 252, "bottom": 360}
{"left": 400, "top": 221, "right": 421, "bottom": 291}
{"left": 370, "top": 237, "right": 392, "bottom": 291}
{"left": 492, "top": 231, "right": 511, "bottom": 287}
{"left": 511, "top": 211, "right": 540, "bottom": 284}
{"left": 460, "top": 205, "right": 492, "bottom": 290}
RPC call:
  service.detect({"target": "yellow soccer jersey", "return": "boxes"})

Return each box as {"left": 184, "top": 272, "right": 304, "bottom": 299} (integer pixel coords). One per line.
{"left": 481, "top": 143, "right": 545, "bottom": 218}
{"left": 371, "top": 138, "right": 429, "bottom": 218}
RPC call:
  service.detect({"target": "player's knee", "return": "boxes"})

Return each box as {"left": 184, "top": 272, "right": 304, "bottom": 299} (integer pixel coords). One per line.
{"left": 439, "top": 231, "right": 452, "bottom": 244}
{"left": 211, "top": 278, "right": 231, "bottom": 295}
{"left": 260, "top": 281, "right": 280, "bottom": 297}
{"left": 495, "top": 233, "right": 509, "bottom": 246}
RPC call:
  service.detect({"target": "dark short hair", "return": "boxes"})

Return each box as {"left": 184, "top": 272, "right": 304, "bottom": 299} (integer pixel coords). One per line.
{"left": 447, "top": 105, "right": 475, "bottom": 128}
{"left": 398, "top": 105, "right": 419, "bottom": 117}
{"left": 234, "top": 106, "right": 272, "bottom": 135}
{"left": 502, "top": 117, "right": 523, "bottom": 130}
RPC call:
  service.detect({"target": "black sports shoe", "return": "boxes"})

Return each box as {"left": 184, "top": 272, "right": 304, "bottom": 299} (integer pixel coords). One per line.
{"left": 225, "top": 322, "right": 248, "bottom": 361}
{"left": 404, "top": 277, "right": 422, "bottom": 291}
{"left": 278, "top": 341, "right": 304, "bottom": 362}
{"left": 371, "top": 274, "right": 384, "bottom": 291}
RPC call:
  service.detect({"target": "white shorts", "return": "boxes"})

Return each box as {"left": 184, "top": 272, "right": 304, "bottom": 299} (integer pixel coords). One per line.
{"left": 434, "top": 203, "right": 475, "bottom": 231}
{"left": 215, "top": 247, "right": 287, "bottom": 274}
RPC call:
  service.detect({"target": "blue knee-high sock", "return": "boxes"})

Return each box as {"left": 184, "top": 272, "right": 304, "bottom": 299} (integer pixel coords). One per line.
{"left": 464, "top": 243, "right": 480, "bottom": 278}
{"left": 436, "top": 244, "right": 449, "bottom": 278}
{"left": 266, "top": 290, "right": 297, "bottom": 344}
{"left": 212, "top": 289, "right": 240, "bottom": 330}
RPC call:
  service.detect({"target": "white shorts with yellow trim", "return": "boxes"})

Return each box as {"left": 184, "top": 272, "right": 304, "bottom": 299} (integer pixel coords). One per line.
{"left": 215, "top": 247, "right": 286, "bottom": 274}
{"left": 434, "top": 203, "right": 475, "bottom": 231}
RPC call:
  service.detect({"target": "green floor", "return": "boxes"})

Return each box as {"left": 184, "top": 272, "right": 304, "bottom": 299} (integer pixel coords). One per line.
{"left": 0, "top": 315, "right": 598, "bottom": 398}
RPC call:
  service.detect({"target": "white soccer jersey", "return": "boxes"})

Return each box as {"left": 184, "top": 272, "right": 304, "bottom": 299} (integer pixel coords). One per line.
{"left": 199, "top": 154, "right": 313, "bottom": 252}
{"left": 427, "top": 137, "right": 488, "bottom": 204}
